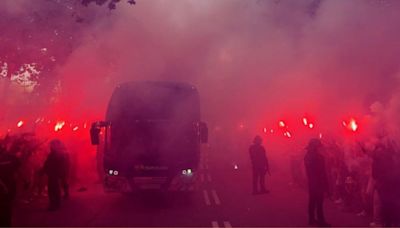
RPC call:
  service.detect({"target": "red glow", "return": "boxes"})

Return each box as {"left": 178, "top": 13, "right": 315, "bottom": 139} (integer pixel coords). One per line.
{"left": 302, "top": 117, "right": 308, "bottom": 126}
{"left": 349, "top": 119, "right": 358, "bottom": 132}
{"left": 54, "top": 121, "right": 66, "bottom": 132}
{"left": 283, "top": 131, "right": 292, "bottom": 138}
{"left": 302, "top": 117, "right": 314, "bottom": 129}
{"left": 263, "top": 127, "right": 267, "bottom": 133}
{"left": 17, "top": 120, "right": 24, "bottom": 128}
{"left": 343, "top": 118, "right": 358, "bottom": 132}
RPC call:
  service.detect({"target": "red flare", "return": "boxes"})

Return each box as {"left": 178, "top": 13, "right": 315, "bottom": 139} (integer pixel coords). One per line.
{"left": 349, "top": 119, "right": 358, "bottom": 132}
{"left": 17, "top": 120, "right": 24, "bottom": 128}
{"left": 343, "top": 118, "right": 358, "bottom": 132}
{"left": 302, "top": 117, "right": 308, "bottom": 126}
{"left": 54, "top": 121, "right": 65, "bottom": 132}
{"left": 283, "top": 131, "right": 292, "bottom": 138}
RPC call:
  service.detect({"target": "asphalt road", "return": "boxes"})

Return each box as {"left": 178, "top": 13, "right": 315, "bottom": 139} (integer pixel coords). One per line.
{"left": 13, "top": 145, "right": 370, "bottom": 227}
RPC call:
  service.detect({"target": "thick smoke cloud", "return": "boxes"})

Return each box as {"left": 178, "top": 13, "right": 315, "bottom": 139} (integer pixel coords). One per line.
{"left": 2, "top": 0, "right": 400, "bottom": 143}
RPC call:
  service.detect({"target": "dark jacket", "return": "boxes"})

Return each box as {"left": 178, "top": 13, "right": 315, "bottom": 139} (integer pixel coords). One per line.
{"left": 249, "top": 144, "right": 269, "bottom": 170}
{"left": 43, "top": 150, "right": 65, "bottom": 179}
{"left": 0, "top": 153, "right": 20, "bottom": 199}
{"left": 60, "top": 152, "right": 70, "bottom": 179}
{"left": 372, "top": 144, "right": 397, "bottom": 191}
{"left": 304, "top": 150, "right": 328, "bottom": 193}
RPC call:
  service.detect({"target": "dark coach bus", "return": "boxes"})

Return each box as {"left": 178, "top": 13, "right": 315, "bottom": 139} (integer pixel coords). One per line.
{"left": 90, "top": 81, "right": 208, "bottom": 192}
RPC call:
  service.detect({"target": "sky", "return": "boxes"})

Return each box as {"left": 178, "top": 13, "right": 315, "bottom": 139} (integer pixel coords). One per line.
{"left": 1, "top": 0, "right": 400, "bottom": 142}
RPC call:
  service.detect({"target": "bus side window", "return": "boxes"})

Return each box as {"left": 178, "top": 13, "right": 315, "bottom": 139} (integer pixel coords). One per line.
{"left": 200, "top": 122, "right": 208, "bottom": 144}
{"left": 90, "top": 124, "right": 101, "bottom": 145}
{"left": 105, "top": 125, "right": 112, "bottom": 153}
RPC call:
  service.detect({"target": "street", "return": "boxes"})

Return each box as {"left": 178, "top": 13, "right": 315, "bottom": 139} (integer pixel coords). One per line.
{"left": 13, "top": 146, "right": 369, "bottom": 227}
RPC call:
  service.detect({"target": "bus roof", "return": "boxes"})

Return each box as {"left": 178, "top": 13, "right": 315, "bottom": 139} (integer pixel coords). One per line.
{"left": 106, "top": 81, "right": 201, "bottom": 121}
{"left": 116, "top": 81, "right": 198, "bottom": 93}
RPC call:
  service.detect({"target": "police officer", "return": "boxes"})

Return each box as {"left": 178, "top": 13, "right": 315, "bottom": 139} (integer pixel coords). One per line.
{"left": 249, "top": 135, "right": 269, "bottom": 195}
{"left": 42, "top": 139, "right": 68, "bottom": 211}
{"left": 0, "top": 138, "right": 20, "bottom": 226}
{"left": 304, "top": 138, "right": 330, "bottom": 227}
{"left": 60, "top": 147, "right": 70, "bottom": 200}
{"left": 371, "top": 141, "right": 398, "bottom": 226}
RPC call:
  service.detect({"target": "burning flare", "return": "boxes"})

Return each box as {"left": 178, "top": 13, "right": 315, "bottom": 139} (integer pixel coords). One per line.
{"left": 54, "top": 121, "right": 65, "bottom": 132}
{"left": 17, "top": 120, "right": 24, "bottom": 128}
{"left": 284, "top": 131, "right": 292, "bottom": 138}
{"left": 349, "top": 119, "right": 358, "bottom": 132}
{"left": 343, "top": 118, "right": 358, "bottom": 132}
{"left": 302, "top": 117, "right": 308, "bottom": 126}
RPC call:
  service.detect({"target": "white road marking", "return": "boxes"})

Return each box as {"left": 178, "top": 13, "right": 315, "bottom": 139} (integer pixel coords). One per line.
{"left": 207, "top": 174, "right": 212, "bottom": 182}
{"left": 211, "top": 190, "right": 221, "bottom": 205}
{"left": 203, "top": 190, "right": 211, "bottom": 206}
{"left": 211, "top": 221, "right": 232, "bottom": 228}
{"left": 211, "top": 221, "right": 219, "bottom": 228}
{"left": 223, "top": 221, "right": 232, "bottom": 228}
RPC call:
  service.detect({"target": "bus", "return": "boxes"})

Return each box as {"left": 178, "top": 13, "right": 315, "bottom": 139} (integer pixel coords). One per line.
{"left": 90, "top": 81, "right": 208, "bottom": 192}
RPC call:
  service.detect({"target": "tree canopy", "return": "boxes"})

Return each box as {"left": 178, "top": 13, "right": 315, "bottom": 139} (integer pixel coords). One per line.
{"left": 0, "top": 0, "right": 135, "bottom": 102}
{"left": 81, "top": 0, "right": 136, "bottom": 10}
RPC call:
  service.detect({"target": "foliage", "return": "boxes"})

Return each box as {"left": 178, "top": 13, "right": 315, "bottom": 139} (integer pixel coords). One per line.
{"left": 81, "top": 0, "right": 136, "bottom": 10}
{"left": 0, "top": 0, "right": 134, "bottom": 102}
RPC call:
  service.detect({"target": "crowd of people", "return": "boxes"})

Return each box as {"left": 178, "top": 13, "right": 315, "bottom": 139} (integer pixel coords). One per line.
{"left": 0, "top": 133, "right": 71, "bottom": 226}
{"left": 290, "top": 133, "right": 400, "bottom": 227}
{"left": 2, "top": 129, "right": 400, "bottom": 227}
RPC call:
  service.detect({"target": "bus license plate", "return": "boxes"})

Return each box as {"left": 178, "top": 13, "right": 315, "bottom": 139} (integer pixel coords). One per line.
{"left": 140, "top": 184, "right": 161, "bottom": 189}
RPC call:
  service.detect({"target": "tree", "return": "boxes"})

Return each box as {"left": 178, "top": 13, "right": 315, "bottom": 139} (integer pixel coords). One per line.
{"left": 0, "top": 0, "right": 135, "bottom": 105}
{"left": 81, "top": 0, "right": 136, "bottom": 10}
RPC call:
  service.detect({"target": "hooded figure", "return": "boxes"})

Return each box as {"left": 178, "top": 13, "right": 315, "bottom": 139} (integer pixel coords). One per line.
{"left": 371, "top": 141, "right": 399, "bottom": 226}
{"left": 42, "top": 139, "right": 69, "bottom": 211}
{"left": 249, "top": 135, "right": 269, "bottom": 194}
{"left": 304, "top": 138, "right": 330, "bottom": 227}
{"left": 0, "top": 138, "right": 20, "bottom": 226}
